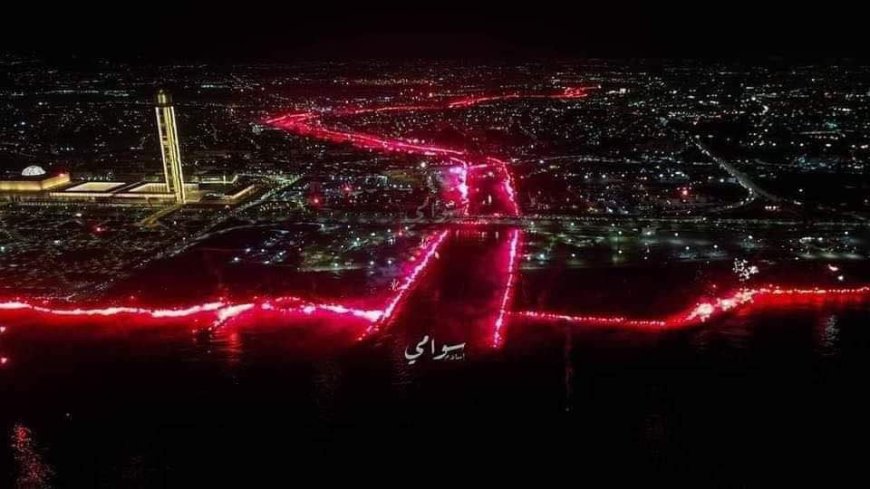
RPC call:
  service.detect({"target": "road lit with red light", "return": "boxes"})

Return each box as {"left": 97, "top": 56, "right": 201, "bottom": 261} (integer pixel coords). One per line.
{"left": 362, "top": 229, "right": 450, "bottom": 338}
{"left": 0, "top": 296, "right": 382, "bottom": 328}
{"left": 265, "top": 87, "right": 870, "bottom": 345}
{"left": 2, "top": 85, "right": 870, "bottom": 356}
{"left": 266, "top": 87, "right": 589, "bottom": 217}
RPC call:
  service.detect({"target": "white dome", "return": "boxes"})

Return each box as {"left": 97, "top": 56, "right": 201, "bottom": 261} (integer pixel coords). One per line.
{"left": 21, "top": 165, "right": 47, "bottom": 177}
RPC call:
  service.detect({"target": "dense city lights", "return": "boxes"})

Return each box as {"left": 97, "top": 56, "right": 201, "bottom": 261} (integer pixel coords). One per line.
{"left": 1, "top": 85, "right": 868, "bottom": 350}
{"left": 0, "top": 297, "right": 382, "bottom": 329}
{"left": 515, "top": 286, "right": 870, "bottom": 331}
{"left": 492, "top": 228, "right": 522, "bottom": 347}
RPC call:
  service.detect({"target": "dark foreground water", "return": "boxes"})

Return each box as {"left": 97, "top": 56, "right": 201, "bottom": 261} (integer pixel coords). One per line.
{"left": 2, "top": 231, "right": 870, "bottom": 485}
{"left": 2, "top": 304, "right": 870, "bottom": 486}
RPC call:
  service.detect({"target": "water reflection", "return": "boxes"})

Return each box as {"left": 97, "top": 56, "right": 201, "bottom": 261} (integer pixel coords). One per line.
{"left": 0, "top": 304, "right": 869, "bottom": 483}
{"left": 562, "top": 322, "right": 574, "bottom": 413}
{"left": 10, "top": 423, "right": 54, "bottom": 489}
{"left": 3, "top": 228, "right": 870, "bottom": 484}
{"left": 819, "top": 314, "right": 840, "bottom": 357}
{"left": 313, "top": 359, "right": 343, "bottom": 422}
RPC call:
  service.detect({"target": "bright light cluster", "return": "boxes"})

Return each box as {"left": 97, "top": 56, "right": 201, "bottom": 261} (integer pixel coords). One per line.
{"left": 733, "top": 258, "right": 760, "bottom": 282}
{"left": 266, "top": 87, "right": 592, "bottom": 344}
{"left": 0, "top": 297, "right": 382, "bottom": 329}
{"left": 366, "top": 230, "right": 450, "bottom": 337}
{"left": 0, "top": 228, "right": 447, "bottom": 342}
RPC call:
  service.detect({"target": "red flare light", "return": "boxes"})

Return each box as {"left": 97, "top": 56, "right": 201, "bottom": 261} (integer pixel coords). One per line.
{"left": 492, "top": 228, "right": 522, "bottom": 348}
{"left": 4, "top": 86, "right": 869, "bottom": 352}
{"left": 514, "top": 286, "right": 870, "bottom": 332}
{"left": 0, "top": 229, "right": 447, "bottom": 340}
{"left": 363, "top": 229, "right": 449, "bottom": 338}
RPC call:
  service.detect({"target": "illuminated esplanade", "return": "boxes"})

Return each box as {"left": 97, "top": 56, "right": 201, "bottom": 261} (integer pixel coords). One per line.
{"left": 48, "top": 181, "right": 201, "bottom": 201}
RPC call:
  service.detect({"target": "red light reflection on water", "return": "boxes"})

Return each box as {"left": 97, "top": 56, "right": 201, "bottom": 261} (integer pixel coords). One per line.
{"left": 10, "top": 423, "right": 54, "bottom": 487}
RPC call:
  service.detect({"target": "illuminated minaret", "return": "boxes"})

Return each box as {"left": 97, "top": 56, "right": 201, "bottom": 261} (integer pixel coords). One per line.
{"left": 155, "top": 89, "right": 186, "bottom": 203}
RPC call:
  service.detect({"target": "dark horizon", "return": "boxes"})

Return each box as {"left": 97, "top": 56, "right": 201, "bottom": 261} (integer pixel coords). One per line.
{"left": 2, "top": 3, "right": 868, "bottom": 63}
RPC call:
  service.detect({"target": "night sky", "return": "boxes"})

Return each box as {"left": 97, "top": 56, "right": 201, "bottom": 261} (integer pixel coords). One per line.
{"left": 2, "top": 2, "right": 867, "bottom": 61}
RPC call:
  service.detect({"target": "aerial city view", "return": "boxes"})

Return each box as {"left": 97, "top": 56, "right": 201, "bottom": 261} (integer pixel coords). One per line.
{"left": 1, "top": 5, "right": 869, "bottom": 485}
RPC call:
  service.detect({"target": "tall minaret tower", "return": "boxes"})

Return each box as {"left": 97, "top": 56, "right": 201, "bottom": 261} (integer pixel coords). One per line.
{"left": 155, "top": 89, "right": 186, "bottom": 204}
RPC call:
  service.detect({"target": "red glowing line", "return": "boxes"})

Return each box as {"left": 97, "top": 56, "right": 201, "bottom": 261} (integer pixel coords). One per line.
{"left": 294, "top": 87, "right": 592, "bottom": 117}
{"left": 269, "top": 115, "right": 465, "bottom": 158}
{"left": 0, "top": 88, "right": 592, "bottom": 345}
{"left": 0, "top": 297, "right": 382, "bottom": 328}
{"left": 0, "top": 300, "right": 228, "bottom": 318}
{"left": 449, "top": 93, "right": 523, "bottom": 108}
{"left": 362, "top": 229, "right": 450, "bottom": 338}
{"left": 270, "top": 86, "right": 868, "bottom": 347}
{"left": 3, "top": 86, "right": 869, "bottom": 354}
{"left": 6, "top": 86, "right": 868, "bottom": 354}
{"left": 514, "top": 286, "right": 870, "bottom": 331}
{"left": 333, "top": 104, "right": 436, "bottom": 116}
{"left": 211, "top": 300, "right": 384, "bottom": 330}
{"left": 492, "top": 228, "right": 522, "bottom": 348}
{"left": 267, "top": 87, "right": 593, "bottom": 216}
{"left": 0, "top": 230, "right": 446, "bottom": 339}
{"left": 447, "top": 87, "right": 589, "bottom": 108}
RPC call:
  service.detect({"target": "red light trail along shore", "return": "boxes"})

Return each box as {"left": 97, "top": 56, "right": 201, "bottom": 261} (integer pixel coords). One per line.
{"left": 264, "top": 88, "right": 593, "bottom": 343}
{"left": 0, "top": 297, "right": 382, "bottom": 329}
{"left": 514, "top": 286, "right": 870, "bottom": 331}
{"left": 2, "top": 86, "right": 869, "bottom": 353}
{"left": 0, "top": 222, "right": 450, "bottom": 347}
{"left": 265, "top": 87, "right": 591, "bottom": 218}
